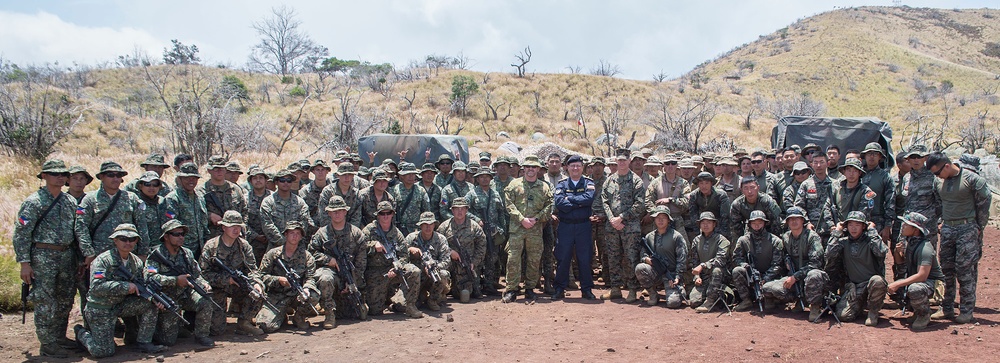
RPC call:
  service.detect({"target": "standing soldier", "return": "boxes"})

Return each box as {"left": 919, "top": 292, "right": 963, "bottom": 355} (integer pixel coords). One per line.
{"left": 825, "top": 212, "right": 887, "bottom": 326}
{"left": 317, "top": 163, "right": 363, "bottom": 228}
{"left": 199, "top": 211, "right": 266, "bottom": 336}
{"left": 164, "top": 163, "right": 209, "bottom": 256}
{"left": 300, "top": 160, "right": 333, "bottom": 223}
{"left": 888, "top": 212, "right": 946, "bottom": 330}
{"left": 764, "top": 207, "right": 828, "bottom": 321}
{"left": 362, "top": 201, "right": 422, "bottom": 318}
{"left": 860, "top": 143, "right": 896, "bottom": 244}
{"left": 730, "top": 177, "right": 782, "bottom": 239}
{"left": 438, "top": 198, "right": 486, "bottom": 302}
{"left": 600, "top": 151, "right": 645, "bottom": 303}
{"left": 752, "top": 151, "right": 781, "bottom": 201}
{"left": 552, "top": 155, "right": 597, "bottom": 300}
{"left": 260, "top": 169, "right": 314, "bottom": 249}
{"left": 902, "top": 145, "right": 941, "bottom": 242}
{"left": 134, "top": 171, "right": 167, "bottom": 250}
{"left": 256, "top": 221, "right": 320, "bottom": 332}
{"left": 14, "top": 160, "right": 78, "bottom": 358}
{"left": 309, "top": 196, "right": 367, "bottom": 329}
{"left": 67, "top": 166, "right": 94, "bottom": 203}
{"left": 74, "top": 224, "right": 167, "bottom": 358}
{"left": 77, "top": 161, "right": 150, "bottom": 258}
{"left": 588, "top": 157, "right": 611, "bottom": 286}
{"left": 832, "top": 158, "right": 876, "bottom": 223}
{"left": 502, "top": 155, "right": 553, "bottom": 303}
{"left": 645, "top": 157, "right": 690, "bottom": 237}
{"left": 358, "top": 169, "right": 397, "bottom": 227}
{"left": 433, "top": 154, "right": 455, "bottom": 188}
{"left": 826, "top": 146, "right": 844, "bottom": 181}
{"left": 794, "top": 153, "right": 836, "bottom": 245}
{"left": 926, "top": 152, "right": 991, "bottom": 324}
{"left": 466, "top": 168, "right": 506, "bottom": 295}
{"left": 406, "top": 212, "right": 452, "bottom": 311}
{"left": 125, "top": 153, "right": 173, "bottom": 197}
{"left": 780, "top": 162, "right": 811, "bottom": 217}
{"left": 715, "top": 157, "right": 741, "bottom": 203}
{"left": 540, "top": 154, "right": 565, "bottom": 295}
{"left": 392, "top": 162, "right": 431, "bottom": 237}
{"left": 147, "top": 220, "right": 215, "bottom": 347}
{"left": 689, "top": 212, "right": 731, "bottom": 313}
{"left": 687, "top": 172, "right": 730, "bottom": 242}
{"left": 225, "top": 161, "right": 245, "bottom": 191}
{"left": 420, "top": 163, "right": 444, "bottom": 221}
{"left": 244, "top": 166, "right": 270, "bottom": 263}
{"left": 634, "top": 206, "right": 687, "bottom": 308}
{"left": 199, "top": 156, "right": 249, "bottom": 240}
{"left": 440, "top": 161, "right": 473, "bottom": 220}
{"left": 731, "top": 211, "right": 784, "bottom": 312}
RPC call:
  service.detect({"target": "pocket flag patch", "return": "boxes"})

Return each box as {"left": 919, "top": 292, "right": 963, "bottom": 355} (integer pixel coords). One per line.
{"left": 165, "top": 211, "right": 176, "bottom": 219}
{"left": 76, "top": 207, "right": 86, "bottom": 215}
{"left": 18, "top": 216, "right": 29, "bottom": 226}
{"left": 93, "top": 271, "right": 105, "bottom": 279}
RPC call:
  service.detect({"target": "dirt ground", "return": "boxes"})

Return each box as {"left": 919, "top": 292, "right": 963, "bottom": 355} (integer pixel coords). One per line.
{"left": 3, "top": 228, "right": 999, "bottom": 363}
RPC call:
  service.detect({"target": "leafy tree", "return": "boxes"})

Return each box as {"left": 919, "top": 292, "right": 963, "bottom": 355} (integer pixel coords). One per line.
{"left": 163, "top": 39, "right": 200, "bottom": 65}
{"left": 450, "top": 75, "right": 479, "bottom": 117}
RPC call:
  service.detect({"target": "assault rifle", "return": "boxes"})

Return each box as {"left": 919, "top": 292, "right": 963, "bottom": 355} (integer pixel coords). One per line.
{"left": 784, "top": 255, "right": 807, "bottom": 311}
{"left": 149, "top": 249, "right": 223, "bottom": 310}
{"left": 451, "top": 234, "right": 481, "bottom": 297}
{"left": 327, "top": 244, "right": 364, "bottom": 319}
{"left": 892, "top": 271, "right": 910, "bottom": 316}
{"left": 375, "top": 228, "right": 409, "bottom": 292}
{"left": 211, "top": 257, "right": 277, "bottom": 312}
{"left": 641, "top": 237, "right": 686, "bottom": 302}
{"left": 275, "top": 259, "right": 320, "bottom": 315}
{"left": 21, "top": 281, "right": 30, "bottom": 324}
{"left": 744, "top": 247, "right": 765, "bottom": 313}
{"left": 114, "top": 264, "right": 189, "bottom": 325}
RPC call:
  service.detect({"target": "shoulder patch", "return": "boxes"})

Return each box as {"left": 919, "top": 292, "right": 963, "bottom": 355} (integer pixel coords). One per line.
{"left": 138, "top": 201, "right": 147, "bottom": 211}
{"left": 146, "top": 265, "right": 158, "bottom": 274}
{"left": 165, "top": 210, "right": 176, "bottom": 219}
{"left": 807, "top": 188, "right": 817, "bottom": 194}
{"left": 93, "top": 270, "right": 105, "bottom": 279}
{"left": 587, "top": 184, "right": 595, "bottom": 190}
{"left": 17, "top": 216, "right": 29, "bottom": 226}
{"left": 864, "top": 190, "right": 876, "bottom": 200}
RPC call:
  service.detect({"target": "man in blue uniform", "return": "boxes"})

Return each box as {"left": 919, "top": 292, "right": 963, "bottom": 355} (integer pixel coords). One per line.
{"left": 551, "top": 155, "right": 596, "bottom": 300}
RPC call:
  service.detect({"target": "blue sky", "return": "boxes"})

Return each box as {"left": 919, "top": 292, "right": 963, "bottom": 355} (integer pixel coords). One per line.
{"left": 0, "top": 0, "right": 995, "bottom": 79}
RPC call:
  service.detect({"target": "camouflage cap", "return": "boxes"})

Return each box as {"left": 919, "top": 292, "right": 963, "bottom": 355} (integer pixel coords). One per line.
{"left": 479, "top": 151, "right": 492, "bottom": 160}
{"left": 247, "top": 166, "right": 267, "bottom": 178}
{"left": 286, "top": 162, "right": 302, "bottom": 172}
{"left": 452, "top": 161, "right": 468, "bottom": 171}
{"left": 207, "top": 155, "right": 228, "bottom": 169}
{"left": 789, "top": 144, "right": 802, "bottom": 154}
{"left": 274, "top": 169, "right": 295, "bottom": 179}
{"left": 792, "top": 161, "right": 810, "bottom": 172}
{"left": 606, "top": 159, "right": 617, "bottom": 166}
{"left": 703, "top": 152, "right": 716, "bottom": 160}
{"left": 451, "top": 197, "right": 469, "bottom": 209}
{"left": 838, "top": 158, "right": 866, "bottom": 175}
{"left": 861, "top": 142, "right": 885, "bottom": 158}
{"left": 283, "top": 220, "right": 305, "bottom": 233}
{"left": 176, "top": 162, "right": 201, "bottom": 178}
{"left": 694, "top": 171, "right": 716, "bottom": 183}
{"left": 643, "top": 156, "right": 662, "bottom": 167}
{"left": 420, "top": 163, "right": 438, "bottom": 174}
{"left": 436, "top": 154, "right": 454, "bottom": 164}
{"left": 784, "top": 206, "right": 809, "bottom": 223}
{"left": 397, "top": 162, "right": 419, "bottom": 175}
{"left": 37, "top": 159, "right": 69, "bottom": 178}
{"left": 691, "top": 155, "right": 705, "bottom": 164}
{"left": 748, "top": 210, "right": 768, "bottom": 222}
{"left": 334, "top": 150, "right": 350, "bottom": 161}
{"left": 298, "top": 159, "right": 311, "bottom": 171}
{"left": 219, "top": 210, "right": 245, "bottom": 227}
{"left": 159, "top": 219, "right": 189, "bottom": 241}
{"left": 649, "top": 205, "right": 672, "bottom": 219}
{"left": 716, "top": 157, "right": 738, "bottom": 166}
{"left": 96, "top": 161, "right": 128, "bottom": 178}
{"left": 226, "top": 160, "right": 244, "bottom": 174}
{"left": 66, "top": 165, "right": 93, "bottom": 185}
{"left": 325, "top": 195, "right": 350, "bottom": 211}
{"left": 698, "top": 211, "right": 717, "bottom": 222}
{"left": 312, "top": 159, "right": 331, "bottom": 171}
{"left": 509, "top": 157, "right": 521, "bottom": 166}
{"left": 589, "top": 156, "right": 607, "bottom": 166}
{"left": 467, "top": 163, "right": 480, "bottom": 174}
{"left": 734, "top": 148, "right": 748, "bottom": 156}
{"left": 679, "top": 159, "right": 697, "bottom": 169}
{"left": 417, "top": 211, "right": 437, "bottom": 226}
{"left": 381, "top": 158, "right": 398, "bottom": 167}
{"left": 336, "top": 163, "right": 357, "bottom": 175}
{"left": 639, "top": 148, "right": 653, "bottom": 156}
{"left": 350, "top": 154, "right": 363, "bottom": 163}
{"left": 474, "top": 168, "right": 494, "bottom": 178}
{"left": 109, "top": 223, "right": 140, "bottom": 240}
{"left": 358, "top": 166, "right": 372, "bottom": 176}
{"left": 899, "top": 212, "right": 930, "bottom": 236}
{"left": 802, "top": 143, "right": 820, "bottom": 154}
{"left": 138, "top": 171, "right": 161, "bottom": 183}
{"left": 845, "top": 211, "right": 868, "bottom": 224}
{"left": 494, "top": 156, "right": 511, "bottom": 165}
{"left": 140, "top": 153, "right": 171, "bottom": 167}
{"left": 372, "top": 168, "right": 391, "bottom": 181}
{"left": 960, "top": 153, "right": 981, "bottom": 173}
{"left": 904, "top": 144, "right": 929, "bottom": 158}
{"left": 522, "top": 155, "right": 543, "bottom": 167}
{"left": 631, "top": 152, "right": 647, "bottom": 161}
{"left": 377, "top": 200, "right": 395, "bottom": 213}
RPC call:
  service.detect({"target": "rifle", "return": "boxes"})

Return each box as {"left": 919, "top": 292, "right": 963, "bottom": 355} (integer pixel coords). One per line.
{"left": 21, "top": 282, "right": 30, "bottom": 324}
{"left": 784, "top": 255, "right": 807, "bottom": 311}
{"left": 640, "top": 237, "right": 686, "bottom": 301}
{"left": 374, "top": 228, "right": 409, "bottom": 292}
{"left": 114, "top": 264, "right": 189, "bottom": 325}
{"left": 204, "top": 191, "right": 225, "bottom": 217}
{"left": 275, "top": 258, "right": 320, "bottom": 315}
{"left": 211, "top": 257, "right": 278, "bottom": 312}
{"left": 450, "top": 234, "right": 481, "bottom": 297}
{"left": 149, "top": 249, "right": 223, "bottom": 311}
{"left": 814, "top": 291, "right": 843, "bottom": 326}
{"left": 744, "top": 246, "right": 765, "bottom": 312}
{"left": 417, "top": 241, "right": 441, "bottom": 283}
{"left": 892, "top": 271, "right": 910, "bottom": 316}
{"left": 327, "top": 244, "right": 364, "bottom": 319}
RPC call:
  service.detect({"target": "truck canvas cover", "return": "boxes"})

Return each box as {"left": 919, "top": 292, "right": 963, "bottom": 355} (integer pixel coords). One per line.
{"left": 771, "top": 116, "right": 894, "bottom": 168}
{"left": 357, "top": 134, "right": 470, "bottom": 165}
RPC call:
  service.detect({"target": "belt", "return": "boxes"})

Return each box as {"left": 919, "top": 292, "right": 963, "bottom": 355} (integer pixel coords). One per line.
{"left": 558, "top": 217, "right": 590, "bottom": 224}
{"left": 943, "top": 218, "right": 975, "bottom": 226}
{"left": 33, "top": 243, "right": 69, "bottom": 251}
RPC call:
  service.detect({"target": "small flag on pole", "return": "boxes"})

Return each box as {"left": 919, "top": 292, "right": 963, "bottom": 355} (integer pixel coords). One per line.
{"left": 577, "top": 117, "right": 584, "bottom": 127}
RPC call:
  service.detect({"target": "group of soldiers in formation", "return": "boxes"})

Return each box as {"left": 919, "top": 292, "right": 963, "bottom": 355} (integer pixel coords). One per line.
{"left": 13, "top": 141, "right": 992, "bottom": 358}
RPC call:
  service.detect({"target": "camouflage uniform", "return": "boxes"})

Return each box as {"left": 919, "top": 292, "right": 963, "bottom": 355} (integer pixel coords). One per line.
{"left": 825, "top": 217, "right": 887, "bottom": 323}
{"left": 904, "top": 167, "right": 941, "bottom": 239}
{"left": 147, "top": 244, "right": 213, "bottom": 345}
{"left": 440, "top": 179, "right": 472, "bottom": 220}
{"left": 688, "top": 230, "right": 731, "bottom": 307}
{"left": 199, "top": 234, "right": 265, "bottom": 335}
{"left": 256, "top": 244, "right": 320, "bottom": 333}
{"left": 358, "top": 184, "right": 397, "bottom": 228}
{"left": 466, "top": 185, "right": 507, "bottom": 291}
{"left": 164, "top": 163, "right": 210, "bottom": 255}
{"left": 781, "top": 179, "right": 803, "bottom": 217}
{"left": 686, "top": 174, "right": 731, "bottom": 239}
{"left": 78, "top": 247, "right": 159, "bottom": 358}
{"left": 422, "top": 180, "right": 444, "bottom": 221}
{"left": 299, "top": 178, "right": 329, "bottom": 221}
{"left": 136, "top": 193, "right": 167, "bottom": 250}
{"left": 361, "top": 219, "right": 420, "bottom": 315}
{"left": 261, "top": 191, "right": 314, "bottom": 249}
{"left": 198, "top": 179, "right": 248, "bottom": 239}
{"left": 77, "top": 187, "right": 150, "bottom": 256}
{"left": 730, "top": 193, "right": 782, "bottom": 240}
{"left": 391, "top": 182, "right": 431, "bottom": 237}
{"left": 794, "top": 175, "right": 836, "bottom": 241}
{"left": 731, "top": 223, "right": 785, "bottom": 308}
{"left": 309, "top": 222, "right": 366, "bottom": 319}
{"left": 438, "top": 215, "right": 486, "bottom": 296}
{"left": 716, "top": 175, "right": 740, "bottom": 204}
{"left": 124, "top": 153, "right": 173, "bottom": 198}
{"left": 504, "top": 170, "right": 554, "bottom": 293}
{"left": 891, "top": 171, "right": 909, "bottom": 244}
{"left": 601, "top": 171, "right": 645, "bottom": 292}
{"left": 634, "top": 218, "right": 688, "bottom": 308}
{"left": 405, "top": 229, "right": 453, "bottom": 305}
{"left": 832, "top": 177, "right": 876, "bottom": 223}
{"left": 589, "top": 171, "right": 609, "bottom": 284}
{"left": 14, "top": 172, "right": 78, "bottom": 352}
{"left": 936, "top": 166, "right": 991, "bottom": 318}
{"left": 245, "top": 188, "right": 270, "bottom": 262}
{"left": 861, "top": 165, "right": 896, "bottom": 233}
{"left": 755, "top": 170, "right": 782, "bottom": 202}
{"left": 317, "top": 182, "right": 362, "bottom": 227}
{"left": 644, "top": 174, "right": 690, "bottom": 234}
{"left": 764, "top": 226, "right": 827, "bottom": 306}
{"left": 901, "top": 229, "right": 945, "bottom": 319}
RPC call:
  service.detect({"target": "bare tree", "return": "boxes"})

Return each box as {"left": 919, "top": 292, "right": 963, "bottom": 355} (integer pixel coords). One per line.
{"left": 959, "top": 109, "right": 997, "bottom": 152}
{"left": 248, "top": 6, "right": 328, "bottom": 76}
{"left": 652, "top": 70, "right": 669, "bottom": 83}
{"left": 433, "top": 114, "right": 465, "bottom": 135}
{"left": 591, "top": 96, "right": 637, "bottom": 156}
{"left": 511, "top": 46, "right": 531, "bottom": 78}
{"left": 566, "top": 65, "right": 582, "bottom": 74}
{"left": 0, "top": 61, "right": 87, "bottom": 160}
{"left": 756, "top": 91, "right": 826, "bottom": 120}
{"left": 590, "top": 60, "right": 622, "bottom": 77}
{"left": 644, "top": 92, "right": 720, "bottom": 152}
{"left": 273, "top": 96, "right": 313, "bottom": 156}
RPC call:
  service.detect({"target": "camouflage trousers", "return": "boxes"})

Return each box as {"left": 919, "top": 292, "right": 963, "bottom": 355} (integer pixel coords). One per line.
{"left": 209, "top": 283, "right": 265, "bottom": 335}
{"left": 495, "top": 232, "right": 509, "bottom": 280}
{"left": 634, "top": 263, "right": 684, "bottom": 308}
{"left": 481, "top": 231, "right": 502, "bottom": 291}
{"left": 592, "top": 222, "right": 608, "bottom": 283}
{"left": 419, "top": 268, "right": 451, "bottom": 303}
{"left": 940, "top": 223, "right": 982, "bottom": 315}
{"left": 605, "top": 229, "right": 641, "bottom": 290}
{"left": 315, "top": 267, "right": 343, "bottom": 312}
{"left": 762, "top": 269, "right": 829, "bottom": 306}
{"left": 904, "top": 280, "right": 936, "bottom": 316}
{"left": 249, "top": 238, "right": 268, "bottom": 265}
{"left": 79, "top": 296, "right": 157, "bottom": 358}
{"left": 688, "top": 267, "right": 729, "bottom": 307}
{"left": 731, "top": 265, "right": 767, "bottom": 302}
{"left": 257, "top": 289, "right": 321, "bottom": 333}
{"left": 504, "top": 228, "right": 544, "bottom": 293}
{"left": 155, "top": 292, "right": 213, "bottom": 345}
{"left": 28, "top": 248, "right": 76, "bottom": 346}
{"left": 541, "top": 221, "right": 556, "bottom": 291}
{"left": 835, "top": 275, "right": 887, "bottom": 321}
{"left": 364, "top": 264, "right": 420, "bottom": 315}
{"left": 449, "top": 260, "right": 477, "bottom": 296}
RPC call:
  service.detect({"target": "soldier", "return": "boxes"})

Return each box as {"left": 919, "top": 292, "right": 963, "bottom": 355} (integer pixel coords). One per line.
{"left": 541, "top": 153, "right": 567, "bottom": 294}
{"left": 225, "top": 161, "right": 245, "bottom": 190}
{"left": 14, "top": 160, "right": 79, "bottom": 358}
{"left": 643, "top": 156, "right": 662, "bottom": 181}
{"left": 440, "top": 161, "right": 473, "bottom": 220}
{"left": 256, "top": 221, "right": 320, "bottom": 332}
{"left": 433, "top": 154, "right": 455, "bottom": 188}
{"left": 198, "top": 155, "right": 249, "bottom": 239}
{"left": 825, "top": 211, "right": 887, "bottom": 326}
{"left": 362, "top": 201, "right": 422, "bottom": 318}
{"left": 751, "top": 151, "right": 781, "bottom": 202}
{"left": 860, "top": 143, "right": 895, "bottom": 244}
{"left": 502, "top": 155, "right": 553, "bottom": 303}
{"left": 77, "top": 161, "right": 150, "bottom": 258}
{"left": 715, "top": 157, "right": 741, "bottom": 203}
{"left": 588, "top": 157, "right": 611, "bottom": 285}
{"left": 832, "top": 158, "right": 876, "bottom": 224}
{"left": 794, "top": 152, "right": 836, "bottom": 245}
{"left": 405, "top": 212, "right": 452, "bottom": 311}
{"left": 420, "top": 163, "right": 444, "bottom": 221}
{"left": 552, "top": 155, "right": 596, "bottom": 300}
{"left": 686, "top": 172, "right": 731, "bottom": 242}
{"left": 300, "top": 160, "right": 333, "bottom": 222}
{"left": 74, "top": 224, "right": 167, "bottom": 358}
{"left": 802, "top": 144, "right": 821, "bottom": 164}
{"left": 309, "top": 196, "right": 368, "bottom": 329}
{"left": 199, "top": 211, "right": 266, "bottom": 336}
{"left": 891, "top": 151, "right": 910, "bottom": 247}
{"left": 317, "top": 163, "right": 363, "bottom": 228}
{"left": 437, "top": 198, "right": 486, "bottom": 302}
{"left": 466, "top": 167, "right": 506, "bottom": 295}
{"left": 826, "top": 145, "right": 843, "bottom": 181}
{"left": 634, "top": 206, "right": 687, "bottom": 308}
{"left": 148, "top": 220, "right": 215, "bottom": 347}
{"left": 134, "top": 171, "right": 168, "bottom": 250}
{"left": 781, "top": 162, "right": 811, "bottom": 217}
{"left": 359, "top": 169, "right": 397, "bottom": 227}
{"left": 763, "top": 207, "right": 828, "bottom": 321}
{"left": 902, "top": 145, "right": 941, "bottom": 242}
{"left": 888, "top": 212, "right": 946, "bottom": 330}
{"left": 163, "top": 162, "right": 210, "bottom": 257}
{"left": 600, "top": 151, "right": 645, "bottom": 302}
{"left": 125, "top": 153, "right": 173, "bottom": 198}
{"left": 689, "top": 212, "right": 731, "bottom": 313}
{"left": 730, "top": 176, "right": 782, "bottom": 239}
{"left": 646, "top": 157, "right": 690, "bottom": 236}
{"left": 67, "top": 165, "right": 94, "bottom": 203}
{"left": 731, "top": 211, "right": 784, "bottom": 312}
{"left": 293, "top": 159, "right": 312, "bottom": 192}
{"left": 392, "top": 162, "right": 432, "bottom": 236}
{"left": 261, "top": 169, "right": 314, "bottom": 249}
{"left": 679, "top": 159, "right": 699, "bottom": 183}
{"left": 244, "top": 166, "right": 270, "bottom": 263}
{"left": 926, "top": 152, "right": 991, "bottom": 324}
{"left": 779, "top": 148, "right": 798, "bottom": 188}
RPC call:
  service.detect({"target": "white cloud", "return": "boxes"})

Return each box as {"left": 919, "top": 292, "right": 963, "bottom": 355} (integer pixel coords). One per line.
{"left": 0, "top": 10, "right": 165, "bottom": 65}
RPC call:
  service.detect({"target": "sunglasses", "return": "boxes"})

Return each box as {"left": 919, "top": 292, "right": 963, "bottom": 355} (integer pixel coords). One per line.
{"left": 438, "top": 162, "right": 454, "bottom": 165}
{"left": 793, "top": 170, "right": 811, "bottom": 175}
{"left": 166, "top": 231, "right": 186, "bottom": 237}
{"left": 141, "top": 181, "right": 162, "bottom": 188}
{"left": 931, "top": 163, "right": 946, "bottom": 176}
{"left": 116, "top": 236, "right": 139, "bottom": 243}
{"left": 377, "top": 211, "right": 394, "bottom": 216}
{"left": 46, "top": 172, "right": 70, "bottom": 178}
{"left": 751, "top": 160, "right": 764, "bottom": 164}
{"left": 663, "top": 161, "right": 678, "bottom": 166}
{"left": 104, "top": 172, "right": 126, "bottom": 179}
{"left": 276, "top": 177, "right": 296, "bottom": 183}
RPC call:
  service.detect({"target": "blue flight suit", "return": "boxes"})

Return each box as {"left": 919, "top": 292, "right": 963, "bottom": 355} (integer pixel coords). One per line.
{"left": 553, "top": 176, "right": 596, "bottom": 293}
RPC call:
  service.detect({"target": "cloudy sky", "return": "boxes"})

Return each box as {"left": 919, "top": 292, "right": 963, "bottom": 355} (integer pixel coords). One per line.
{"left": 0, "top": 0, "right": 994, "bottom": 80}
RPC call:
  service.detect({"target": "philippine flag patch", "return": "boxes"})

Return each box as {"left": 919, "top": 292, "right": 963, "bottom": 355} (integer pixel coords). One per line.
{"left": 165, "top": 211, "right": 176, "bottom": 219}
{"left": 146, "top": 266, "right": 158, "bottom": 274}
{"left": 76, "top": 207, "right": 86, "bottom": 215}
{"left": 93, "top": 271, "right": 105, "bottom": 279}
{"left": 18, "top": 216, "right": 30, "bottom": 226}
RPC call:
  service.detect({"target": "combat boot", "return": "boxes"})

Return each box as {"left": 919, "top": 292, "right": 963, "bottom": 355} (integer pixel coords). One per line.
{"left": 600, "top": 288, "right": 622, "bottom": 300}
{"left": 956, "top": 311, "right": 974, "bottom": 324}
{"left": 911, "top": 313, "right": 931, "bottom": 330}
{"left": 502, "top": 291, "right": 518, "bottom": 303}
{"left": 695, "top": 300, "right": 713, "bottom": 313}
{"left": 646, "top": 289, "right": 659, "bottom": 306}
{"left": 40, "top": 343, "right": 70, "bottom": 358}
{"left": 931, "top": 308, "right": 955, "bottom": 320}
{"left": 865, "top": 310, "right": 879, "bottom": 327}
{"left": 734, "top": 300, "right": 754, "bottom": 312}
{"left": 460, "top": 289, "right": 471, "bottom": 303}
{"left": 426, "top": 299, "right": 441, "bottom": 311}
{"left": 405, "top": 303, "right": 423, "bottom": 318}
{"left": 322, "top": 311, "right": 337, "bottom": 330}
{"left": 624, "top": 289, "right": 638, "bottom": 303}
{"left": 809, "top": 303, "right": 823, "bottom": 322}
{"left": 135, "top": 342, "right": 167, "bottom": 354}
{"left": 359, "top": 303, "right": 369, "bottom": 320}
{"left": 292, "top": 313, "right": 310, "bottom": 329}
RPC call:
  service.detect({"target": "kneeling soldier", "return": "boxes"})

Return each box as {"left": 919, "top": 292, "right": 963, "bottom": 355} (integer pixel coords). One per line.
{"left": 887, "top": 212, "right": 945, "bottom": 330}
{"left": 763, "top": 207, "right": 829, "bottom": 320}
{"left": 75, "top": 224, "right": 166, "bottom": 358}
{"left": 257, "top": 221, "right": 320, "bottom": 332}
{"left": 406, "top": 212, "right": 453, "bottom": 311}
{"left": 689, "top": 212, "right": 731, "bottom": 313}
{"left": 634, "top": 206, "right": 688, "bottom": 308}
{"left": 363, "top": 201, "right": 423, "bottom": 318}
{"left": 438, "top": 198, "right": 486, "bottom": 303}
{"left": 148, "top": 220, "right": 215, "bottom": 347}
{"left": 309, "top": 196, "right": 368, "bottom": 329}
{"left": 826, "top": 211, "right": 888, "bottom": 326}
{"left": 199, "top": 211, "right": 266, "bottom": 336}
{"left": 731, "top": 211, "right": 784, "bottom": 312}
